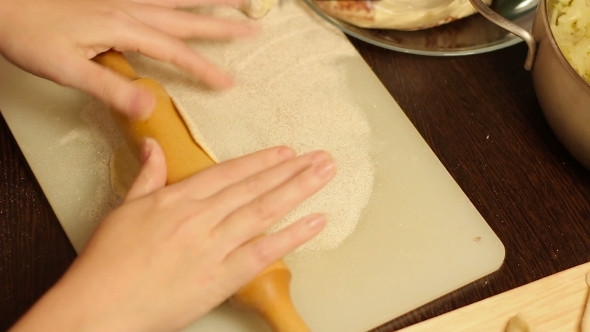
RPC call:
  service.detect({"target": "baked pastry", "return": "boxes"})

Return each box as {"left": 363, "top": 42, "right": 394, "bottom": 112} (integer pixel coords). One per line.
{"left": 314, "top": 0, "right": 492, "bottom": 30}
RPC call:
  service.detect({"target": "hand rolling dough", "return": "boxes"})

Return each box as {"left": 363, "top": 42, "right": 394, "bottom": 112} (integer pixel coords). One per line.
{"left": 111, "top": 0, "right": 376, "bottom": 254}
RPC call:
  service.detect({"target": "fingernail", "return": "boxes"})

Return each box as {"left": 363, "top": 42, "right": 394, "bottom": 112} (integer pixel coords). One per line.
{"left": 247, "top": 23, "right": 262, "bottom": 35}
{"left": 310, "top": 150, "right": 330, "bottom": 164}
{"left": 131, "top": 89, "right": 155, "bottom": 121}
{"left": 215, "top": 74, "right": 234, "bottom": 90}
{"left": 140, "top": 138, "right": 155, "bottom": 163}
{"left": 234, "top": 23, "right": 261, "bottom": 37}
{"left": 306, "top": 214, "right": 326, "bottom": 230}
{"left": 314, "top": 159, "right": 335, "bottom": 178}
{"left": 277, "top": 146, "right": 295, "bottom": 160}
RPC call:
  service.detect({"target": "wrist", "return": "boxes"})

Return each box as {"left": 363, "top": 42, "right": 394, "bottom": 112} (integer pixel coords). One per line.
{"left": 10, "top": 280, "right": 92, "bottom": 331}
{"left": 9, "top": 263, "right": 142, "bottom": 332}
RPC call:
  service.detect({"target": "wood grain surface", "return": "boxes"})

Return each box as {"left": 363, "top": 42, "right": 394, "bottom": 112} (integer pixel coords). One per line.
{"left": 0, "top": 115, "right": 76, "bottom": 329}
{"left": 2, "top": 37, "right": 590, "bottom": 331}
{"left": 399, "top": 261, "right": 590, "bottom": 331}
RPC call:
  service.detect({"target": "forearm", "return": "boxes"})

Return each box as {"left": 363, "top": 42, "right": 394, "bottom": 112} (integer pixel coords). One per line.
{"left": 0, "top": 0, "right": 17, "bottom": 56}
{"left": 10, "top": 278, "right": 94, "bottom": 331}
{"left": 9, "top": 263, "right": 142, "bottom": 332}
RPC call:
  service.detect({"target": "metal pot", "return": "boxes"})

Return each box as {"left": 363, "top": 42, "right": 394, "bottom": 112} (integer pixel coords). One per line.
{"left": 469, "top": 0, "right": 590, "bottom": 169}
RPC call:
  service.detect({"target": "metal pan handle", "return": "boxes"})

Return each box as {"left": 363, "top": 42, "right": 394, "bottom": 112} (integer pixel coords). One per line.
{"left": 469, "top": 0, "right": 538, "bottom": 70}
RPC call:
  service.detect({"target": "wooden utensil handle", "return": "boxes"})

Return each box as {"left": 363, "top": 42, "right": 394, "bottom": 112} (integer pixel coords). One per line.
{"left": 92, "top": 52, "right": 215, "bottom": 183}
{"left": 230, "top": 260, "right": 311, "bottom": 332}
{"left": 93, "top": 50, "right": 310, "bottom": 332}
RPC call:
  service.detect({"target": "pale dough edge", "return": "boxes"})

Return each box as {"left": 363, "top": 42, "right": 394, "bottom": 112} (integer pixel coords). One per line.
{"left": 172, "top": 97, "right": 220, "bottom": 164}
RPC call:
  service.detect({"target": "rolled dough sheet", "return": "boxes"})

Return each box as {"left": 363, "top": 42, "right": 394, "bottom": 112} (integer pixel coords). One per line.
{"left": 116, "top": 0, "right": 377, "bottom": 254}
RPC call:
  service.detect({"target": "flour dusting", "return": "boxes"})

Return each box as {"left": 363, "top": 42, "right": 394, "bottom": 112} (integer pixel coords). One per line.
{"left": 125, "top": 0, "right": 375, "bottom": 254}
{"left": 73, "top": 0, "right": 375, "bottom": 255}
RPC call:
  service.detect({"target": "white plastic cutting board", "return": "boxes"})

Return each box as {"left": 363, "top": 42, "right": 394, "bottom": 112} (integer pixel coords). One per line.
{"left": 0, "top": 3, "right": 505, "bottom": 331}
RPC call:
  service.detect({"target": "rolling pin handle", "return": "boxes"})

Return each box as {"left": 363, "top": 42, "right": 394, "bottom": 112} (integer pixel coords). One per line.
{"left": 230, "top": 260, "right": 311, "bottom": 332}
{"left": 93, "top": 50, "right": 139, "bottom": 80}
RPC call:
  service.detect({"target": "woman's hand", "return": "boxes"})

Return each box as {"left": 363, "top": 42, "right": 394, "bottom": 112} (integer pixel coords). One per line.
{"left": 11, "top": 139, "right": 336, "bottom": 331}
{"left": 0, "top": 0, "right": 256, "bottom": 119}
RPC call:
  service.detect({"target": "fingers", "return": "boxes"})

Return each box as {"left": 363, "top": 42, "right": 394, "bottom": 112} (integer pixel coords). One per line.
{"left": 220, "top": 214, "right": 326, "bottom": 284}
{"left": 115, "top": 22, "right": 234, "bottom": 89}
{"left": 130, "top": 6, "right": 258, "bottom": 40}
{"left": 132, "top": 0, "right": 244, "bottom": 8}
{"left": 178, "top": 146, "right": 296, "bottom": 199}
{"left": 208, "top": 150, "right": 330, "bottom": 219}
{"left": 211, "top": 152, "right": 335, "bottom": 251}
{"left": 55, "top": 52, "right": 156, "bottom": 119}
{"left": 125, "top": 138, "right": 168, "bottom": 202}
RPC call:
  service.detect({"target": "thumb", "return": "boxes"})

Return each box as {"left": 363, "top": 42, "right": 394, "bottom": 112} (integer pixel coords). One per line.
{"left": 125, "top": 138, "right": 167, "bottom": 202}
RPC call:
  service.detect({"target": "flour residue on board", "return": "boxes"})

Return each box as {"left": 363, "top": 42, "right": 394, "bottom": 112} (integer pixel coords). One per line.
{"left": 49, "top": 101, "right": 124, "bottom": 227}
{"left": 126, "top": 0, "right": 376, "bottom": 254}
{"left": 79, "top": 102, "right": 123, "bottom": 224}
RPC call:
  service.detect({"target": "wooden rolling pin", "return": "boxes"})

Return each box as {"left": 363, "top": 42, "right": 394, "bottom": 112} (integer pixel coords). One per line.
{"left": 93, "top": 50, "right": 310, "bottom": 332}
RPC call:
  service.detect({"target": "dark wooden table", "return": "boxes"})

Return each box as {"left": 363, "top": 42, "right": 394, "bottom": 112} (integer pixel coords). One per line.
{"left": 2, "top": 38, "right": 590, "bottom": 331}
